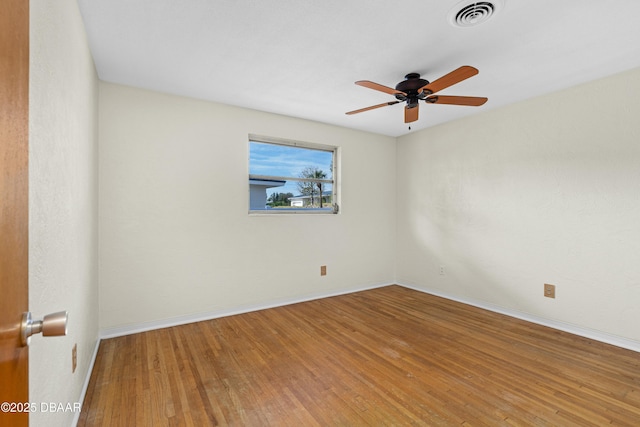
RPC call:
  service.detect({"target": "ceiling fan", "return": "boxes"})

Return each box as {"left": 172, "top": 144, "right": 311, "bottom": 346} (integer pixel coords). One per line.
{"left": 346, "top": 66, "right": 487, "bottom": 123}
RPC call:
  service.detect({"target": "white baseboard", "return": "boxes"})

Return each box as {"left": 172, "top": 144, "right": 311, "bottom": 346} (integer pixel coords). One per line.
{"left": 72, "top": 337, "right": 101, "bottom": 427}
{"left": 98, "top": 279, "right": 639, "bottom": 351}
{"left": 99, "top": 281, "right": 395, "bottom": 339}
{"left": 80, "top": 280, "right": 638, "bottom": 423}
{"left": 397, "top": 281, "right": 640, "bottom": 353}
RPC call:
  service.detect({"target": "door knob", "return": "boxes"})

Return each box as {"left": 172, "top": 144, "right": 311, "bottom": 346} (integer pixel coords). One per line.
{"left": 20, "top": 311, "right": 68, "bottom": 346}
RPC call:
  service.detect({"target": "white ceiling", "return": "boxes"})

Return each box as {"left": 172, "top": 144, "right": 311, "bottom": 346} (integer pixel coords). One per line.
{"left": 77, "top": 0, "right": 640, "bottom": 137}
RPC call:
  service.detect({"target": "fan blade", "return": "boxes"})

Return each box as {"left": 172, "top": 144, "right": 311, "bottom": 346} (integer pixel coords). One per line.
{"left": 346, "top": 101, "right": 400, "bottom": 115}
{"left": 425, "top": 95, "right": 488, "bottom": 106}
{"left": 404, "top": 105, "right": 419, "bottom": 123}
{"left": 419, "top": 66, "right": 479, "bottom": 95}
{"left": 355, "top": 80, "right": 406, "bottom": 96}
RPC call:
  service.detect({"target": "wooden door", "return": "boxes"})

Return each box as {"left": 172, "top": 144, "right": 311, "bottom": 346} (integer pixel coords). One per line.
{"left": 0, "top": 0, "right": 30, "bottom": 426}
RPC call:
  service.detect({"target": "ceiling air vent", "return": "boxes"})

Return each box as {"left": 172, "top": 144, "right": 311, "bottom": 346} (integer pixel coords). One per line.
{"left": 448, "top": 0, "right": 503, "bottom": 28}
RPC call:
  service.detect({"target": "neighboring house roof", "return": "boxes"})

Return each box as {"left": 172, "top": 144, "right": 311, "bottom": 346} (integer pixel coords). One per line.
{"left": 289, "top": 191, "right": 332, "bottom": 201}
{"left": 249, "top": 178, "right": 286, "bottom": 188}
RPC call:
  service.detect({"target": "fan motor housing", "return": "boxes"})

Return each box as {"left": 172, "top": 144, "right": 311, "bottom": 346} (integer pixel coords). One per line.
{"left": 395, "top": 73, "right": 430, "bottom": 102}
{"left": 395, "top": 73, "right": 429, "bottom": 93}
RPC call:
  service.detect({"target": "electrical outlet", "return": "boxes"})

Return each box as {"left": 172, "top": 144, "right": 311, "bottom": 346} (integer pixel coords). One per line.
{"left": 544, "top": 283, "right": 556, "bottom": 299}
{"left": 439, "top": 265, "right": 445, "bottom": 276}
{"left": 320, "top": 265, "right": 327, "bottom": 276}
{"left": 72, "top": 343, "right": 77, "bottom": 373}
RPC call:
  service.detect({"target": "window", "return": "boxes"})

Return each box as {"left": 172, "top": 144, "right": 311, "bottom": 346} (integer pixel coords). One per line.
{"left": 249, "top": 135, "right": 338, "bottom": 214}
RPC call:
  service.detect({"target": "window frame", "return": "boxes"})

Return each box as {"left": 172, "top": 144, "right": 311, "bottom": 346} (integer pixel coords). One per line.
{"left": 248, "top": 134, "right": 339, "bottom": 215}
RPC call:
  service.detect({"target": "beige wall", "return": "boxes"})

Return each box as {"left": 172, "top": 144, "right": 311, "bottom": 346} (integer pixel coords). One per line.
{"left": 100, "top": 67, "right": 640, "bottom": 346}
{"left": 397, "top": 67, "right": 640, "bottom": 343}
{"left": 29, "top": 0, "right": 99, "bottom": 426}
{"left": 98, "top": 83, "right": 397, "bottom": 330}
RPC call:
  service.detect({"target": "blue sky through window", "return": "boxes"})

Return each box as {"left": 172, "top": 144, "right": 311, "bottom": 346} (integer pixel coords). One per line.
{"left": 249, "top": 141, "right": 333, "bottom": 197}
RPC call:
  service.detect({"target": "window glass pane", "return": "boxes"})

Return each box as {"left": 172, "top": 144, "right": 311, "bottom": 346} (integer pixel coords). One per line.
{"left": 249, "top": 140, "right": 335, "bottom": 212}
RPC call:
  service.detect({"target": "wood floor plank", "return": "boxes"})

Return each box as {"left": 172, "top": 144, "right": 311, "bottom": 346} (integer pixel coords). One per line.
{"left": 78, "top": 286, "right": 640, "bottom": 426}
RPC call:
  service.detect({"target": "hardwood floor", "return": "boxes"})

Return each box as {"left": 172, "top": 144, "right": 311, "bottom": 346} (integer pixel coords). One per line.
{"left": 78, "top": 286, "right": 640, "bottom": 426}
